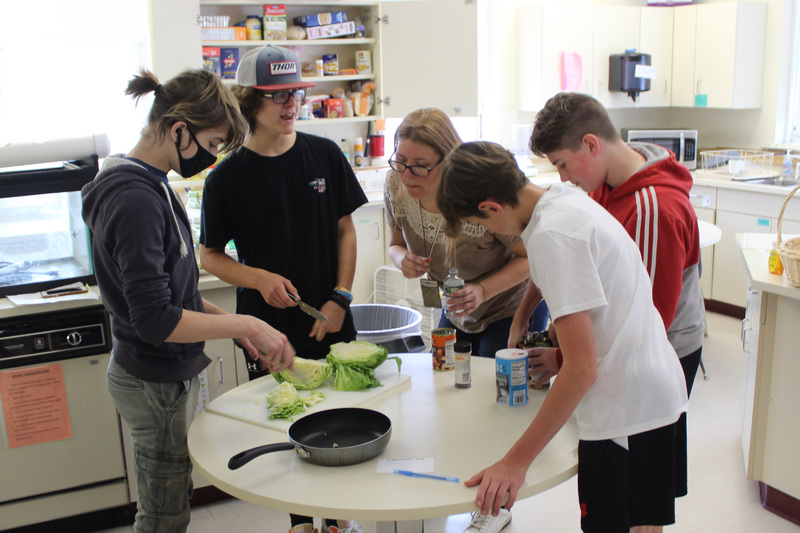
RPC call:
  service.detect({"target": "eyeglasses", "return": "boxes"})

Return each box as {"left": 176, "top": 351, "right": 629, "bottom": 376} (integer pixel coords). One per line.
{"left": 259, "top": 89, "right": 307, "bottom": 104}
{"left": 388, "top": 158, "right": 443, "bottom": 177}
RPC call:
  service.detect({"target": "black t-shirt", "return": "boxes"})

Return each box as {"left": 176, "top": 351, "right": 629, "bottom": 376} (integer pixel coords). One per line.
{"left": 200, "top": 132, "right": 367, "bottom": 358}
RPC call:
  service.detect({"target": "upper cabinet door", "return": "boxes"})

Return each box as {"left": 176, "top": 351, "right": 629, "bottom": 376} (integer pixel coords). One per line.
{"left": 149, "top": 0, "right": 203, "bottom": 80}
{"left": 539, "top": 4, "right": 594, "bottom": 106}
{"left": 670, "top": 5, "right": 697, "bottom": 108}
{"left": 380, "top": 0, "right": 478, "bottom": 118}
{"left": 593, "top": 6, "right": 641, "bottom": 109}
{"left": 638, "top": 7, "right": 674, "bottom": 108}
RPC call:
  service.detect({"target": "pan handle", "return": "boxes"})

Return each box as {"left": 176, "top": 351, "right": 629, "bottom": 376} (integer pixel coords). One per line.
{"left": 228, "top": 442, "right": 297, "bottom": 470}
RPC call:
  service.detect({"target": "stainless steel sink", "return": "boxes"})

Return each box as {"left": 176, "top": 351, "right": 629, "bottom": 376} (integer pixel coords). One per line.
{"left": 742, "top": 177, "right": 800, "bottom": 187}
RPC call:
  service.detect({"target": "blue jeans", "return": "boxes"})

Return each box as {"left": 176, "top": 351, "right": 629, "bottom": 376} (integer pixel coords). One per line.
{"left": 438, "top": 300, "right": 550, "bottom": 358}
{"left": 107, "top": 356, "right": 198, "bottom": 533}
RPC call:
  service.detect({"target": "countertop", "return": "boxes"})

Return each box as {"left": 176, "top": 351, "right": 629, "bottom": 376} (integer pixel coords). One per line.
{"left": 736, "top": 232, "right": 800, "bottom": 299}
{"left": 0, "top": 273, "right": 231, "bottom": 319}
{"left": 692, "top": 170, "right": 799, "bottom": 195}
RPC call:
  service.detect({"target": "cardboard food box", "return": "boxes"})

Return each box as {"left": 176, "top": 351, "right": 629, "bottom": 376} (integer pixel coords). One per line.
{"left": 306, "top": 21, "right": 356, "bottom": 40}
{"left": 323, "top": 98, "right": 344, "bottom": 118}
{"left": 200, "top": 27, "right": 246, "bottom": 41}
{"left": 220, "top": 48, "right": 239, "bottom": 79}
{"left": 263, "top": 4, "right": 287, "bottom": 40}
{"left": 293, "top": 11, "right": 348, "bottom": 28}
{"left": 202, "top": 47, "right": 221, "bottom": 77}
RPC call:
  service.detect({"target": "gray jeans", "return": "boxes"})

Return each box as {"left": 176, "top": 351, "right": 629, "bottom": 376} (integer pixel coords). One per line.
{"left": 107, "top": 356, "right": 198, "bottom": 533}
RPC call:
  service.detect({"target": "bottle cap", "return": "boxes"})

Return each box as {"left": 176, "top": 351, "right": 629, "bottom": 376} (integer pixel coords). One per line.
{"left": 454, "top": 341, "right": 472, "bottom": 353}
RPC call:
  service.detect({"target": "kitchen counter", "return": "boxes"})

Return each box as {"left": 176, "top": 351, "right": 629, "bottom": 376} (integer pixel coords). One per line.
{"left": 737, "top": 233, "right": 800, "bottom": 523}
{"left": 737, "top": 233, "right": 800, "bottom": 299}
{"left": 692, "top": 170, "right": 798, "bottom": 196}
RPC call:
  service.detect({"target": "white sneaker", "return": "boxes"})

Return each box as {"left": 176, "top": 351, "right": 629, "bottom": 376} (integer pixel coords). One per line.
{"left": 321, "top": 520, "right": 363, "bottom": 533}
{"left": 290, "top": 524, "right": 318, "bottom": 533}
{"left": 463, "top": 509, "right": 512, "bottom": 533}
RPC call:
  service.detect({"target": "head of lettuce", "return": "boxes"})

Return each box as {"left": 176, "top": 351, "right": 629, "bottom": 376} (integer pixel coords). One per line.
{"left": 327, "top": 341, "right": 402, "bottom": 391}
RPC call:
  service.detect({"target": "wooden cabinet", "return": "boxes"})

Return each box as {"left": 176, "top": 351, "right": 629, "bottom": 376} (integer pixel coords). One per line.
{"left": 592, "top": 6, "right": 641, "bottom": 109}
{"left": 711, "top": 188, "right": 800, "bottom": 307}
{"left": 519, "top": 5, "right": 673, "bottom": 111}
{"left": 148, "top": 0, "right": 479, "bottom": 129}
{"left": 380, "top": 0, "right": 478, "bottom": 118}
{"left": 739, "top": 236, "right": 800, "bottom": 507}
{"left": 353, "top": 204, "right": 386, "bottom": 304}
{"left": 671, "top": 2, "right": 767, "bottom": 109}
{"left": 690, "top": 184, "right": 717, "bottom": 297}
{"left": 637, "top": 7, "right": 674, "bottom": 108}
{"left": 518, "top": 4, "right": 593, "bottom": 112}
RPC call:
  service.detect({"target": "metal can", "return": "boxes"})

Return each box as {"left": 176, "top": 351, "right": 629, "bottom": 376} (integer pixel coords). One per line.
{"left": 454, "top": 341, "right": 471, "bottom": 388}
{"left": 432, "top": 327, "right": 456, "bottom": 371}
{"left": 495, "top": 348, "right": 528, "bottom": 406}
{"left": 519, "top": 331, "right": 552, "bottom": 389}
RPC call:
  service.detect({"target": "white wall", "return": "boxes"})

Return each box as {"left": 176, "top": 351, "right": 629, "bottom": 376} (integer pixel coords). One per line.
{"left": 485, "top": 0, "right": 791, "bottom": 152}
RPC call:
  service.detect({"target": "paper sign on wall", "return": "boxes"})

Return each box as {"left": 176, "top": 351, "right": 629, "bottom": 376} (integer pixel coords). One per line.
{"left": 0, "top": 363, "right": 72, "bottom": 449}
{"left": 562, "top": 52, "right": 583, "bottom": 91}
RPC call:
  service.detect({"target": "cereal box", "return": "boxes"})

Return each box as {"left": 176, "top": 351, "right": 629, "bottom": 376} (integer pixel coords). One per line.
{"left": 263, "top": 4, "right": 287, "bottom": 41}
{"left": 220, "top": 48, "right": 239, "bottom": 79}
{"left": 306, "top": 21, "right": 356, "bottom": 40}
{"left": 202, "top": 47, "right": 221, "bottom": 77}
{"left": 293, "top": 12, "right": 348, "bottom": 28}
{"left": 323, "top": 98, "right": 344, "bottom": 118}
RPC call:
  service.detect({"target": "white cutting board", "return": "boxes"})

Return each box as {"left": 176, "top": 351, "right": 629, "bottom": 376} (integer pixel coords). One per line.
{"left": 205, "top": 362, "right": 411, "bottom": 432}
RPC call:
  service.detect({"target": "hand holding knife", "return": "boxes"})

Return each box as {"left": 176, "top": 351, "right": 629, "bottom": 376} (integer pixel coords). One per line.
{"left": 287, "top": 293, "right": 329, "bottom": 322}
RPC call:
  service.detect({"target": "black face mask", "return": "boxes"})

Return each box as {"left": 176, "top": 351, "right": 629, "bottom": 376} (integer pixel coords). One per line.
{"left": 175, "top": 127, "right": 217, "bottom": 178}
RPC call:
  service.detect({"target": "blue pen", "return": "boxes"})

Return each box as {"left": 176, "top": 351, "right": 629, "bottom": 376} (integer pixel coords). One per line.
{"left": 393, "top": 469, "right": 460, "bottom": 483}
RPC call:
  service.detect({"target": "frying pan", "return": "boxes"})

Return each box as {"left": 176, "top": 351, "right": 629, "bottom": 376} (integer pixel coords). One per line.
{"left": 228, "top": 407, "right": 391, "bottom": 469}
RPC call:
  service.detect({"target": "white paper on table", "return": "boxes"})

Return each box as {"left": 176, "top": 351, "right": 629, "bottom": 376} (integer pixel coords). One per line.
{"left": 376, "top": 457, "right": 434, "bottom": 474}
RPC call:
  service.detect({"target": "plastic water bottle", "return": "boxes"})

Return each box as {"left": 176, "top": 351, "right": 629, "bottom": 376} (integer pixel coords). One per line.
{"left": 339, "top": 138, "right": 350, "bottom": 165}
{"left": 443, "top": 267, "right": 465, "bottom": 320}
{"left": 782, "top": 150, "right": 793, "bottom": 179}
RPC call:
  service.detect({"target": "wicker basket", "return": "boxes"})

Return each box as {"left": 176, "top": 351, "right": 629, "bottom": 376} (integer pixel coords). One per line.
{"left": 776, "top": 184, "right": 800, "bottom": 287}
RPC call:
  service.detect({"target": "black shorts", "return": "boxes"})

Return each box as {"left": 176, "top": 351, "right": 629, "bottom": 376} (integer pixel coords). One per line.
{"left": 577, "top": 416, "right": 688, "bottom": 532}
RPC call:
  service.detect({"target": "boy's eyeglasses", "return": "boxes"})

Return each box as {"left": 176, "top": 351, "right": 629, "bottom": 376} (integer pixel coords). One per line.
{"left": 259, "top": 89, "right": 307, "bottom": 104}
{"left": 388, "top": 158, "right": 443, "bottom": 177}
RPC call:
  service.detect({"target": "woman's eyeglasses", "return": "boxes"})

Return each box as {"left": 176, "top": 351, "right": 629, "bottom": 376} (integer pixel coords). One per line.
{"left": 388, "top": 158, "right": 443, "bottom": 177}
{"left": 259, "top": 89, "right": 307, "bottom": 104}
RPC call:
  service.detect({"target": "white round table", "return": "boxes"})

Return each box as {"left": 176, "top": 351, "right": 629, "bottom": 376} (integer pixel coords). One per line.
{"left": 188, "top": 354, "right": 579, "bottom": 532}
{"left": 698, "top": 219, "right": 722, "bottom": 248}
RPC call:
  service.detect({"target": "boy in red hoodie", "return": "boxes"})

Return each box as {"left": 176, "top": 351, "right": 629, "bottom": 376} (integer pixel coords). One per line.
{"left": 524, "top": 92, "right": 705, "bottom": 398}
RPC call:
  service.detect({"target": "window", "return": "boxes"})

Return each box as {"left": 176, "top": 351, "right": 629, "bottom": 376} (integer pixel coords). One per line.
{"left": 0, "top": 1, "right": 151, "bottom": 154}
{"left": 789, "top": 0, "right": 800, "bottom": 143}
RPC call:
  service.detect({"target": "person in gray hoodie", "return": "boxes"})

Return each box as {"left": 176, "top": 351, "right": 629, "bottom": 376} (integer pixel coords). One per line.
{"left": 82, "top": 68, "right": 295, "bottom": 533}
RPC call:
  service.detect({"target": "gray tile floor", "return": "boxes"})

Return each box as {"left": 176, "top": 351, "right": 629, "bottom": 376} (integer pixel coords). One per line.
{"left": 99, "top": 312, "right": 800, "bottom": 532}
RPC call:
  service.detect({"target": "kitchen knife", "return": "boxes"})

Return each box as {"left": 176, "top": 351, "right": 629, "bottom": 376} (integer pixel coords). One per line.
{"left": 288, "top": 293, "right": 329, "bottom": 322}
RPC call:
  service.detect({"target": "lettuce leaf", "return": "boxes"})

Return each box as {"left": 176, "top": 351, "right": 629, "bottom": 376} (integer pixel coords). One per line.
{"left": 273, "top": 357, "right": 332, "bottom": 390}
{"left": 326, "top": 341, "right": 402, "bottom": 391}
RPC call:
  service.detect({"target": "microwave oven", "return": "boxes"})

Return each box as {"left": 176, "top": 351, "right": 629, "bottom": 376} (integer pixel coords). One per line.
{"left": 623, "top": 129, "right": 698, "bottom": 170}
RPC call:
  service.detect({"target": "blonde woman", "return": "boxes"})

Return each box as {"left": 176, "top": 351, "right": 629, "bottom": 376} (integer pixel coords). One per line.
{"left": 385, "top": 107, "right": 547, "bottom": 360}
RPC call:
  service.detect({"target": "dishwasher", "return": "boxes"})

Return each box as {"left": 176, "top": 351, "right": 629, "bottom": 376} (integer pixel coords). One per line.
{"left": 0, "top": 305, "right": 131, "bottom": 531}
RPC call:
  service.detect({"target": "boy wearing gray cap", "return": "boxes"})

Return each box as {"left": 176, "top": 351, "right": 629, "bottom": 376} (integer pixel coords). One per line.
{"left": 199, "top": 45, "right": 367, "bottom": 533}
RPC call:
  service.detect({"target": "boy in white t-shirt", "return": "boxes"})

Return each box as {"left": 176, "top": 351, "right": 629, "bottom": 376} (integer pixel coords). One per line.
{"left": 437, "top": 141, "right": 688, "bottom": 533}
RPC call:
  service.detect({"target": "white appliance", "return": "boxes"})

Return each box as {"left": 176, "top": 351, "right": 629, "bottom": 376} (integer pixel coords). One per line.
{"left": 0, "top": 306, "right": 130, "bottom": 530}
{"left": 624, "top": 128, "right": 698, "bottom": 170}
